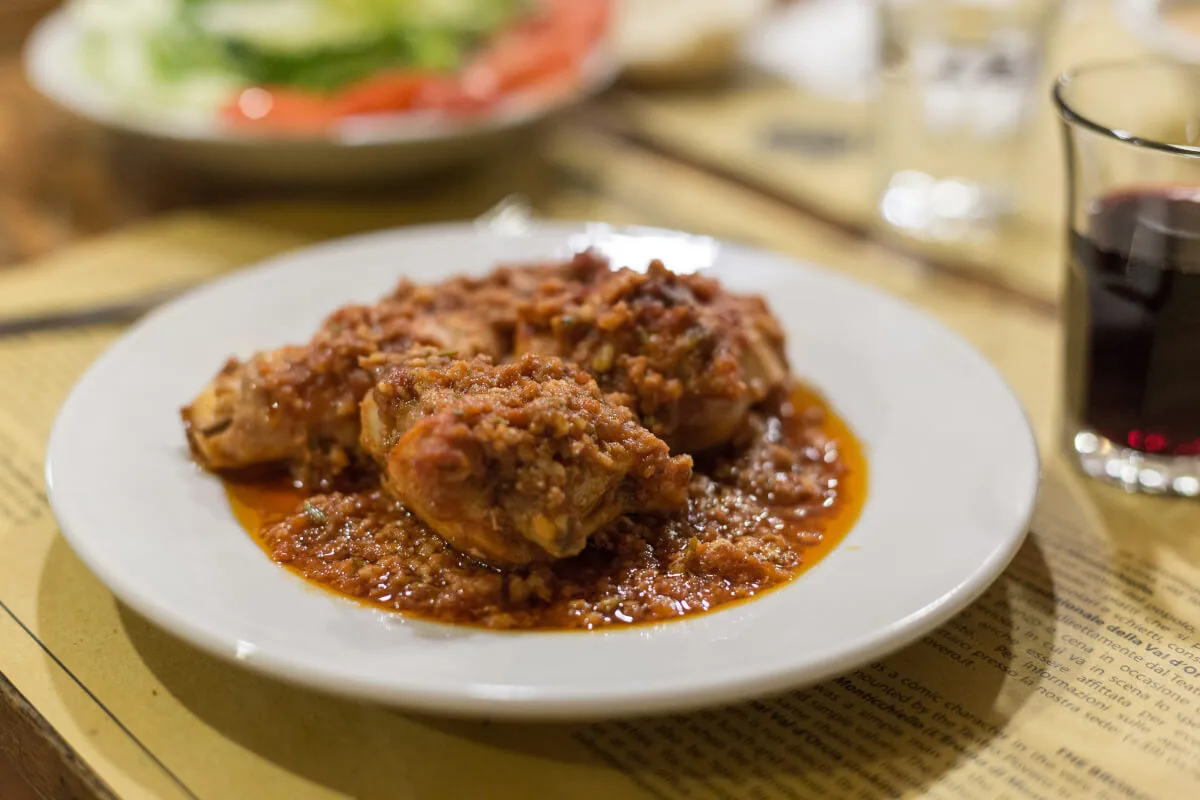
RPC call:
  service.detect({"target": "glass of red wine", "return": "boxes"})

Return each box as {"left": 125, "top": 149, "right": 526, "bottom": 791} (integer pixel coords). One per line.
{"left": 1056, "top": 61, "right": 1200, "bottom": 496}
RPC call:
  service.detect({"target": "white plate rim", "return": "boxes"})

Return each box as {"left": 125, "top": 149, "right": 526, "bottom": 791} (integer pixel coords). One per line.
{"left": 45, "top": 220, "right": 1041, "bottom": 719}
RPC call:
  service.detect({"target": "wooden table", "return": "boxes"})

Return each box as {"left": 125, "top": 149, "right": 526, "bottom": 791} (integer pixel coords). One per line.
{"left": 3, "top": 2, "right": 1200, "bottom": 799}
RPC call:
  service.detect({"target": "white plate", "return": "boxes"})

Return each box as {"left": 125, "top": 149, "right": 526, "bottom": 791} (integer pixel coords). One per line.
{"left": 24, "top": 11, "right": 618, "bottom": 184}
{"left": 46, "top": 222, "right": 1039, "bottom": 719}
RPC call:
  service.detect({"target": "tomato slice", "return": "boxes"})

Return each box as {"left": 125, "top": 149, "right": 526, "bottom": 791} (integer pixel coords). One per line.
{"left": 547, "top": 0, "right": 611, "bottom": 46}
{"left": 411, "top": 74, "right": 498, "bottom": 113}
{"left": 222, "top": 87, "right": 340, "bottom": 131}
{"left": 335, "top": 71, "right": 435, "bottom": 116}
{"left": 222, "top": 0, "right": 611, "bottom": 130}
{"left": 469, "top": 0, "right": 610, "bottom": 95}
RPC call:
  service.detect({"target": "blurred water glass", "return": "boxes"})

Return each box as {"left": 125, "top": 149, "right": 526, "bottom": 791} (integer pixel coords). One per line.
{"left": 874, "top": 0, "right": 1056, "bottom": 241}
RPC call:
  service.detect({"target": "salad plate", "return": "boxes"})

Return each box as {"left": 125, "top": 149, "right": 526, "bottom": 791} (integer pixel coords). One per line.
{"left": 25, "top": 0, "right": 617, "bottom": 183}
{"left": 46, "top": 221, "right": 1040, "bottom": 719}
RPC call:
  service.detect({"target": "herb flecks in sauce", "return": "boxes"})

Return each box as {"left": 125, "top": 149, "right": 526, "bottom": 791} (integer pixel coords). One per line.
{"left": 226, "top": 384, "right": 866, "bottom": 630}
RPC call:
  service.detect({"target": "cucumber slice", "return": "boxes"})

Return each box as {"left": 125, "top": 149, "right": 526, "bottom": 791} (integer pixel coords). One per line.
{"left": 193, "top": 0, "right": 377, "bottom": 54}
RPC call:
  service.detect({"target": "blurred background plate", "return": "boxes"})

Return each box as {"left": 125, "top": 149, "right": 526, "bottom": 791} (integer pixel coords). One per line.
{"left": 23, "top": 9, "right": 619, "bottom": 185}
{"left": 1118, "top": 0, "right": 1200, "bottom": 62}
{"left": 615, "top": 0, "right": 772, "bottom": 85}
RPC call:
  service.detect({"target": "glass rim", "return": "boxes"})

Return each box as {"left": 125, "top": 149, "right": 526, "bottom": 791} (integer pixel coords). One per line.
{"left": 1054, "top": 58, "right": 1200, "bottom": 158}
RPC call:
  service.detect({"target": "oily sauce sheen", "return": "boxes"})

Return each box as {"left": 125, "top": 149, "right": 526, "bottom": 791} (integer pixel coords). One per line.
{"left": 226, "top": 384, "right": 867, "bottom": 630}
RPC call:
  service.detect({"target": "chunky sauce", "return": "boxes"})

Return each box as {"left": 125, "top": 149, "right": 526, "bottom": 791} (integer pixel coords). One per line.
{"left": 226, "top": 383, "right": 867, "bottom": 630}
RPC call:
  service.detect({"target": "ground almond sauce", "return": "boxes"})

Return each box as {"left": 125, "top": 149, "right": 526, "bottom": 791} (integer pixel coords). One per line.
{"left": 225, "top": 383, "right": 866, "bottom": 630}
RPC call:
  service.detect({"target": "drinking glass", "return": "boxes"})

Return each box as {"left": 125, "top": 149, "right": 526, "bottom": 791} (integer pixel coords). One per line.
{"left": 875, "top": 0, "right": 1056, "bottom": 240}
{"left": 1056, "top": 60, "right": 1200, "bottom": 497}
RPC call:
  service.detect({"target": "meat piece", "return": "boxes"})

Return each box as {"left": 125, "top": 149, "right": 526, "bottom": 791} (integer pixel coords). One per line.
{"left": 359, "top": 351, "right": 693, "bottom": 565}
{"left": 516, "top": 260, "right": 789, "bottom": 452}
{"left": 182, "top": 252, "right": 610, "bottom": 486}
{"left": 385, "top": 250, "right": 613, "bottom": 345}
{"left": 183, "top": 306, "right": 501, "bottom": 486}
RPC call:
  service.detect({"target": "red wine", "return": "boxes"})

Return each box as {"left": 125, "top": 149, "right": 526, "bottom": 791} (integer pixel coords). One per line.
{"left": 1065, "top": 189, "right": 1200, "bottom": 456}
